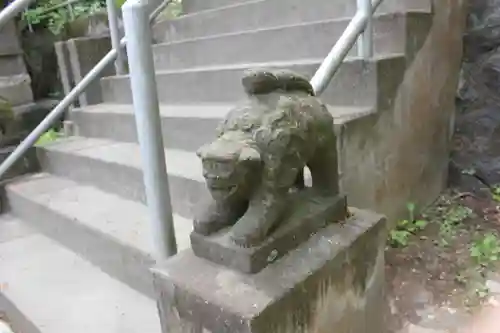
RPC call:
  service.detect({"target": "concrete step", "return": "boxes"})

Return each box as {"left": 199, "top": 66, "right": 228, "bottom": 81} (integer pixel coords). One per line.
{"left": 0, "top": 74, "right": 34, "bottom": 107}
{"left": 5, "top": 174, "right": 193, "bottom": 297}
{"left": 101, "top": 55, "right": 406, "bottom": 107}
{"left": 70, "top": 103, "right": 374, "bottom": 151}
{"left": 71, "top": 103, "right": 224, "bottom": 151}
{"left": 181, "top": 0, "right": 254, "bottom": 13}
{"left": 0, "top": 215, "right": 161, "bottom": 333}
{"left": 152, "top": 13, "right": 420, "bottom": 71}
{"left": 153, "top": 0, "right": 431, "bottom": 42}
{"left": 36, "top": 137, "right": 206, "bottom": 219}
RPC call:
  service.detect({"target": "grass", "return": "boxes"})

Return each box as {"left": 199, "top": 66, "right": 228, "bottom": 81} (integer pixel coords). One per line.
{"left": 389, "top": 202, "right": 428, "bottom": 248}
{"left": 36, "top": 129, "right": 61, "bottom": 146}
{"left": 438, "top": 204, "right": 474, "bottom": 247}
{"left": 470, "top": 232, "right": 500, "bottom": 267}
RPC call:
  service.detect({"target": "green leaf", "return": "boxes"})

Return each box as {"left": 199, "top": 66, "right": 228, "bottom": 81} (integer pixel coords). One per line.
{"left": 415, "top": 220, "right": 428, "bottom": 230}
{"left": 389, "top": 230, "right": 410, "bottom": 248}
{"left": 398, "top": 219, "right": 409, "bottom": 227}
{"left": 470, "top": 247, "right": 481, "bottom": 258}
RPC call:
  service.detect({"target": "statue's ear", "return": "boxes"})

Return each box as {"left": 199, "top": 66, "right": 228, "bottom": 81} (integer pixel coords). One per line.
{"left": 239, "top": 147, "right": 261, "bottom": 163}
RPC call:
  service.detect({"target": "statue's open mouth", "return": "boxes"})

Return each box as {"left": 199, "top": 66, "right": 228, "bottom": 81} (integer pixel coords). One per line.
{"left": 206, "top": 179, "right": 236, "bottom": 191}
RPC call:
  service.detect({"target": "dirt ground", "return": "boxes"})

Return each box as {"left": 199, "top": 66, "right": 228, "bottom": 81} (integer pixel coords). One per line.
{"left": 386, "top": 105, "right": 500, "bottom": 332}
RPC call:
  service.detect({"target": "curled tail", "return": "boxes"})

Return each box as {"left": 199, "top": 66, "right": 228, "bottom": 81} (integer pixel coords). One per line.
{"left": 242, "top": 69, "right": 315, "bottom": 96}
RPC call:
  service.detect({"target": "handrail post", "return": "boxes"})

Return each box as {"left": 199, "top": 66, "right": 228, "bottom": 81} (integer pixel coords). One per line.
{"left": 107, "top": 0, "right": 126, "bottom": 75}
{"left": 122, "top": 0, "right": 177, "bottom": 260}
{"left": 357, "top": 0, "right": 373, "bottom": 60}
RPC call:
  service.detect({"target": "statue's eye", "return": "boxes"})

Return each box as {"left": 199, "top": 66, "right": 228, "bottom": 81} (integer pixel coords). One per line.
{"left": 207, "top": 161, "right": 233, "bottom": 175}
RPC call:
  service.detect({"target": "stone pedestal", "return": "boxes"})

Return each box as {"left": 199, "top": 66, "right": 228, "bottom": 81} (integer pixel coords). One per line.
{"left": 152, "top": 208, "right": 387, "bottom": 333}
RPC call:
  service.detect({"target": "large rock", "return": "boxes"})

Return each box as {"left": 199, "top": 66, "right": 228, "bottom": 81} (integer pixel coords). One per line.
{"left": 452, "top": 0, "right": 500, "bottom": 193}
{"left": 458, "top": 0, "right": 500, "bottom": 104}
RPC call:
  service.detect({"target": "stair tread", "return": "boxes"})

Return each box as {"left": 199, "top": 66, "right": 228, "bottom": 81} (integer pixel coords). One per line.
{"left": 76, "top": 103, "right": 374, "bottom": 122}
{"left": 40, "top": 136, "right": 204, "bottom": 182}
{"left": 76, "top": 103, "right": 232, "bottom": 119}
{"left": 112, "top": 53, "right": 403, "bottom": 77}
{"left": 155, "top": 0, "right": 431, "bottom": 42}
{"left": 6, "top": 173, "right": 194, "bottom": 255}
{"left": 0, "top": 215, "right": 160, "bottom": 333}
{"left": 153, "top": 12, "right": 406, "bottom": 47}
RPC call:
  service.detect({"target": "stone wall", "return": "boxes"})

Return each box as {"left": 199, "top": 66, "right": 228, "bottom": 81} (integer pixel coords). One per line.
{"left": 0, "top": 21, "right": 34, "bottom": 107}
{"left": 55, "top": 36, "right": 115, "bottom": 108}
{"left": 338, "top": 0, "right": 467, "bottom": 223}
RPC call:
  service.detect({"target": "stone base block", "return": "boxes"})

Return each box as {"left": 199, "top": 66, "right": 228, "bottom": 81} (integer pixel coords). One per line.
{"left": 152, "top": 208, "right": 387, "bottom": 333}
{"left": 191, "top": 193, "right": 347, "bottom": 274}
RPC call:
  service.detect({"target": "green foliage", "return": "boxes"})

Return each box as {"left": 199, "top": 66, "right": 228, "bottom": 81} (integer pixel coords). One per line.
{"left": 439, "top": 205, "right": 473, "bottom": 247}
{"left": 36, "top": 129, "right": 61, "bottom": 146}
{"left": 22, "top": 0, "right": 105, "bottom": 35}
{"left": 115, "top": 0, "right": 126, "bottom": 8}
{"left": 21, "top": 0, "right": 183, "bottom": 35}
{"left": 491, "top": 185, "right": 500, "bottom": 202}
{"left": 157, "top": 0, "right": 183, "bottom": 19}
{"left": 389, "top": 202, "right": 428, "bottom": 248}
{"left": 470, "top": 233, "right": 500, "bottom": 267}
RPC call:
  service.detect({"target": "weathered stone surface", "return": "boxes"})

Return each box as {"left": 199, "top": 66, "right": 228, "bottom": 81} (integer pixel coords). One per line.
{"left": 0, "top": 21, "right": 22, "bottom": 56}
{"left": 20, "top": 27, "right": 61, "bottom": 100}
{"left": 0, "top": 146, "right": 39, "bottom": 182}
{"left": 337, "top": 0, "right": 467, "bottom": 224}
{"left": 193, "top": 69, "right": 343, "bottom": 247}
{"left": 451, "top": 0, "right": 500, "bottom": 193}
{"left": 0, "top": 74, "right": 33, "bottom": 107}
{"left": 55, "top": 37, "right": 115, "bottom": 108}
{"left": 191, "top": 192, "right": 347, "bottom": 273}
{"left": 0, "top": 55, "right": 27, "bottom": 78}
{"left": 153, "top": 208, "right": 387, "bottom": 333}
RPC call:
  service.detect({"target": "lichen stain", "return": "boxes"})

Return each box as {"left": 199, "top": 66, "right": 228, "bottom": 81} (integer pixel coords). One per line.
{"left": 309, "top": 268, "right": 366, "bottom": 333}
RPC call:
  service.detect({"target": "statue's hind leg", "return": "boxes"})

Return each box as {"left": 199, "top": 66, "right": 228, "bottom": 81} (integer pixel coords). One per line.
{"left": 293, "top": 168, "right": 305, "bottom": 191}
{"left": 308, "top": 138, "right": 340, "bottom": 196}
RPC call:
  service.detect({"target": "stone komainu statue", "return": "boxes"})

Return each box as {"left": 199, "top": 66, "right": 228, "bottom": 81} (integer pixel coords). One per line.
{"left": 194, "top": 69, "right": 339, "bottom": 247}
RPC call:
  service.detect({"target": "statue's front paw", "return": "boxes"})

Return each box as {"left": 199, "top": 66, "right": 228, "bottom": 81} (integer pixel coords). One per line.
{"left": 193, "top": 216, "right": 217, "bottom": 236}
{"left": 230, "top": 215, "right": 267, "bottom": 248}
{"left": 193, "top": 201, "right": 236, "bottom": 236}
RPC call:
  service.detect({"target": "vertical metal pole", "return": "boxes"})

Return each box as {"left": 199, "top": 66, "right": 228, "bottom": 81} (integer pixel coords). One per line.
{"left": 107, "top": 0, "right": 126, "bottom": 74}
{"left": 122, "top": 0, "right": 177, "bottom": 260}
{"left": 357, "top": 0, "right": 373, "bottom": 60}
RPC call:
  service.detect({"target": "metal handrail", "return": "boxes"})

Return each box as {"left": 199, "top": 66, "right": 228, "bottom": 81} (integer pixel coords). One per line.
{"left": 311, "top": 0, "right": 383, "bottom": 95}
{"left": 0, "top": 0, "right": 171, "bottom": 179}
{"left": 123, "top": 0, "right": 177, "bottom": 260}
{"left": 0, "top": 0, "right": 384, "bottom": 260}
{"left": 0, "top": 0, "right": 33, "bottom": 28}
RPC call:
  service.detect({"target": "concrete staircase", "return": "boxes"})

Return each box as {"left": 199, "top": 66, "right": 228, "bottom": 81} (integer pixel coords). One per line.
{"left": 0, "top": 0, "right": 433, "bottom": 332}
